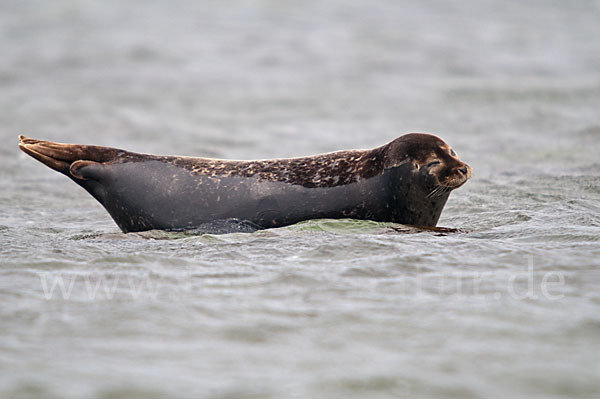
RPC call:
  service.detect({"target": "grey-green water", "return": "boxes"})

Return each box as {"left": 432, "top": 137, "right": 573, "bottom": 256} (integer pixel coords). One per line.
{"left": 1, "top": 1, "right": 600, "bottom": 398}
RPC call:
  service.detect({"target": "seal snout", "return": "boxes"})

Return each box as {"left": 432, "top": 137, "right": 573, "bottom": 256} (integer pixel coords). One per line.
{"left": 446, "top": 162, "right": 471, "bottom": 189}
{"left": 456, "top": 163, "right": 472, "bottom": 180}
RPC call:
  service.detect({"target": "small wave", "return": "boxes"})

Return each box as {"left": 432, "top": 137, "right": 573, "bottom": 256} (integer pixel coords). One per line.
{"left": 68, "top": 218, "right": 262, "bottom": 240}
{"left": 284, "top": 218, "right": 468, "bottom": 235}
{"left": 174, "top": 218, "right": 262, "bottom": 235}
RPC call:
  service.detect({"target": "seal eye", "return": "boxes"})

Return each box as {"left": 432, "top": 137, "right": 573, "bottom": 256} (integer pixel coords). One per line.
{"left": 450, "top": 149, "right": 456, "bottom": 157}
{"left": 427, "top": 160, "right": 441, "bottom": 168}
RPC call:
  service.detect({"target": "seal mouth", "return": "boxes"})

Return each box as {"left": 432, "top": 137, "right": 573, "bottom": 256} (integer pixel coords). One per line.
{"left": 443, "top": 173, "right": 471, "bottom": 190}
{"left": 425, "top": 179, "right": 467, "bottom": 198}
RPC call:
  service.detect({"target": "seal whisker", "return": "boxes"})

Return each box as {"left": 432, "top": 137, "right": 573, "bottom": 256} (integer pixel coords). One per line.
{"left": 426, "top": 185, "right": 442, "bottom": 199}
{"left": 439, "top": 185, "right": 453, "bottom": 197}
{"left": 428, "top": 187, "right": 438, "bottom": 198}
{"left": 427, "top": 184, "right": 453, "bottom": 198}
{"left": 436, "top": 185, "right": 451, "bottom": 197}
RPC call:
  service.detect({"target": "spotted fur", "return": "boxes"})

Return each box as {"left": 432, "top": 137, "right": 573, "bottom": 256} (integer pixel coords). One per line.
{"left": 108, "top": 148, "right": 386, "bottom": 189}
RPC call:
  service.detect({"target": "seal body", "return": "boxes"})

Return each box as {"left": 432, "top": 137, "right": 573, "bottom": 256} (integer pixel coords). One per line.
{"left": 18, "top": 134, "right": 471, "bottom": 233}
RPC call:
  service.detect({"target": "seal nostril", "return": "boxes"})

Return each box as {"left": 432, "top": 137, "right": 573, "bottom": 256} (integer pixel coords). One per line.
{"left": 458, "top": 166, "right": 468, "bottom": 174}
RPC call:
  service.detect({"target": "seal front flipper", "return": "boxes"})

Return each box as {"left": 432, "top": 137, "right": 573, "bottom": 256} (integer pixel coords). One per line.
{"left": 18, "top": 135, "right": 123, "bottom": 180}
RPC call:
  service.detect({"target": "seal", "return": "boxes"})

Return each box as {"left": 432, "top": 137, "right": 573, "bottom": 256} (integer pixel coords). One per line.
{"left": 18, "top": 133, "right": 471, "bottom": 233}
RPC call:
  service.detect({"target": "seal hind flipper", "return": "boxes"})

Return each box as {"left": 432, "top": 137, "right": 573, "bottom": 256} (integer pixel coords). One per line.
{"left": 18, "top": 135, "right": 123, "bottom": 179}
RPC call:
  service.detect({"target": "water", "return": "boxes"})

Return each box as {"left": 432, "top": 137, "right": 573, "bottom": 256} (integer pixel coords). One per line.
{"left": 1, "top": 0, "right": 600, "bottom": 398}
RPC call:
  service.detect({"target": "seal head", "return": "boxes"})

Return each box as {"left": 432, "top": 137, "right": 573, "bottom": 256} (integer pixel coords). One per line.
{"left": 384, "top": 133, "right": 471, "bottom": 195}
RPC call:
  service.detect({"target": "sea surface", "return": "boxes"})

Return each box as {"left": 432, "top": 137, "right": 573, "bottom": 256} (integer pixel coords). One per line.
{"left": 1, "top": 1, "right": 600, "bottom": 398}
